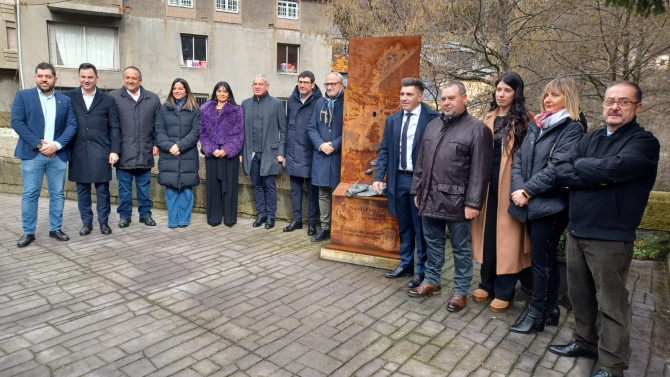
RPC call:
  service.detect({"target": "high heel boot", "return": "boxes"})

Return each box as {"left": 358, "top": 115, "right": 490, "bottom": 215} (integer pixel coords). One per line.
{"left": 545, "top": 304, "right": 560, "bottom": 327}
{"left": 510, "top": 306, "right": 545, "bottom": 334}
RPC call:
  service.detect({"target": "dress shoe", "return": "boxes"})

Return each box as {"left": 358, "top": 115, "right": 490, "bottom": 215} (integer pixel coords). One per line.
{"left": 446, "top": 294, "right": 467, "bottom": 312}
{"left": 384, "top": 265, "right": 414, "bottom": 279}
{"left": 408, "top": 282, "right": 441, "bottom": 297}
{"left": 79, "top": 223, "right": 93, "bottom": 236}
{"left": 548, "top": 341, "right": 598, "bottom": 360}
{"left": 307, "top": 223, "right": 317, "bottom": 236}
{"left": 253, "top": 215, "right": 267, "bottom": 227}
{"left": 139, "top": 217, "right": 156, "bottom": 226}
{"left": 489, "top": 298, "right": 512, "bottom": 313}
{"left": 591, "top": 369, "right": 618, "bottom": 377}
{"left": 265, "top": 218, "right": 275, "bottom": 229}
{"left": 407, "top": 273, "right": 424, "bottom": 288}
{"left": 17, "top": 234, "right": 35, "bottom": 248}
{"left": 118, "top": 218, "right": 131, "bottom": 228}
{"left": 311, "top": 229, "right": 330, "bottom": 242}
{"left": 472, "top": 288, "right": 490, "bottom": 302}
{"left": 283, "top": 220, "right": 303, "bottom": 232}
{"left": 49, "top": 230, "right": 70, "bottom": 241}
{"left": 100, "top": 223, "right": 112, "bottom": 235}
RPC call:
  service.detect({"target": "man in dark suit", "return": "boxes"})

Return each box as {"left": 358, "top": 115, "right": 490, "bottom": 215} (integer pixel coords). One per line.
{"left": 64, "top": 63, "right": 121, "bottom": 236}
{"left": 240, "top": 74, "right": 287, "bottom": 229}
{"left": 11, "top": 62, "right": 78, "bottom": 247}
{"left": 373, "top": 78, "right": 439, "bottom": 287}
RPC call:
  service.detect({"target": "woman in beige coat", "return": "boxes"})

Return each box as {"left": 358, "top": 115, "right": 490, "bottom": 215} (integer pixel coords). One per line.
{"left": 471, "top": 72, "right": 531, "bottom": 313}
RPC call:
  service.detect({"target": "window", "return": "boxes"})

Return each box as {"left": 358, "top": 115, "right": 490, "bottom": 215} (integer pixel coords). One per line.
{"left": 278, "top": 0, "right": 298, "bottom": 20}
{"left": 169, "top": 0, "right": 193, "bottom": 7}
{"left": 180, "top": 34, "right": 207, "bottom": 68}
{"left": 195, "top": 94, "right": 209, "bottom": 106}
{"left": 216, "top": 0, "right": 239, "bottom": 12}
{"left": 48, "top": 23, "right": 119, "bottom": 70}
{"left": 277, "top": 44, "right": 299, "bottom": 73}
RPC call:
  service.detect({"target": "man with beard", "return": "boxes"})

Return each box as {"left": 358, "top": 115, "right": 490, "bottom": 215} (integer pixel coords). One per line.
{"left": 12, "top": 62, "right": 78, "bottom": 247}
{"left": 307, "top": 72, "right": 345, "bottom": 242}
{"left": 284, "top": 71, "right": 322, "bottom": 235}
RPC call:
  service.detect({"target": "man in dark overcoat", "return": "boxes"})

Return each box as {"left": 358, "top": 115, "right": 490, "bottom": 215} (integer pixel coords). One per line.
{"left": 241, "top": 74, "right": 288, "bottom": 229}
{"left": 65, "top": 63, "right": 120, "bottom": 236}
{"left": 373, "top": 78, "right": 439, "bottom": 287}
{"left": 307, "top": 72, "right": 344, "bottom": 242}
{"left": 284, "top": 71, "right": 322, "bottom": 235}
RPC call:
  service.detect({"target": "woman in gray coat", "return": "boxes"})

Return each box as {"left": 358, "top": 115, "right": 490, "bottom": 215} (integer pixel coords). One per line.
{"left": 155, "top": 78, "right": 201, "bottom": 228}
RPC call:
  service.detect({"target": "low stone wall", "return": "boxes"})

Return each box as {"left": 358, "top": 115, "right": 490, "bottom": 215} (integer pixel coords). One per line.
{"left": 0, "top": 156, "right": 305, "bottom": 221}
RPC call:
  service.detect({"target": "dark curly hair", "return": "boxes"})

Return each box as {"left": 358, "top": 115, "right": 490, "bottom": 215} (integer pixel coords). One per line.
{"left": 489, "top": 72, "right": 530, "bottom": 156}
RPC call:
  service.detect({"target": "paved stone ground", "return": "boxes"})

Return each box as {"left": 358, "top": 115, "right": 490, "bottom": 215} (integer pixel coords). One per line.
{"left": 0, "top": 192, "right": 669, "bottom": 377}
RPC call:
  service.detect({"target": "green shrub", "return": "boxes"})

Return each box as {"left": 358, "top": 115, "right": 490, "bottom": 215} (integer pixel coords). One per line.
{"left": 633, "top": 235, "right": 663, "bottom": 260}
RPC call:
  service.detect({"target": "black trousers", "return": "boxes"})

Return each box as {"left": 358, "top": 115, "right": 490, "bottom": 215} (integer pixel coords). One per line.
{"left": 526, "top": 209, "right": 568, "bottom": 312}
{"left": 205, "top": 156, "right": 239, "bottom": 226}
{"left": 478, "top": 186, "right": 522, "bottom": 301}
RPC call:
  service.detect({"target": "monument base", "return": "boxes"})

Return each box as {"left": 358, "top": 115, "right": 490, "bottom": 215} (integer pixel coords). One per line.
{"left": 320, "top": 245, "right": 399, "bottom": 270}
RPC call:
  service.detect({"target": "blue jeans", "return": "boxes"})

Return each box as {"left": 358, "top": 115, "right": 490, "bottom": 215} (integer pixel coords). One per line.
{"left": 21, "top": 154, "right": 67, "bottom": 233}
{"left": 116, "top": 168, "right": 152, "bottom": 219}
{"left": 395, "top": 173, "right": 427, "bottom": 274}
{"left": 250, "top": 152, "right": 277, "bottom": 218}
{"left": 422, "top": 217, "right": 473, "bottom": 295}
{"left": 165, "top": 187, "right": 193, "bottom": 227}
{"left": 76, "top": 182, "right": 111, "bottom": 225}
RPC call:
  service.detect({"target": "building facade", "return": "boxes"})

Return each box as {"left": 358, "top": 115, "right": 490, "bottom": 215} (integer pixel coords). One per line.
{"left": 0, "top": 0, "right": 331, "bottom": 108}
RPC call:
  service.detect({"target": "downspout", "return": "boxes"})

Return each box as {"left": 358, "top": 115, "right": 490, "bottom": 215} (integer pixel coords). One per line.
{"left": 16, "top": 0, "right": 24, "bottom": 89}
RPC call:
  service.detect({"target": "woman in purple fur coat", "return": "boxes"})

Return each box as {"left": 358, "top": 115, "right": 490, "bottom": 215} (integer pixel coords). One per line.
{"left": 200, "top": 82, "right": 244, "bottom": 227}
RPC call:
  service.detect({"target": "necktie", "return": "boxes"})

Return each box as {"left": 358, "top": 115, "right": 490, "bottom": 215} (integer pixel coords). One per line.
{"left": 401, "top": 112, "right": 413, "bottom": 170}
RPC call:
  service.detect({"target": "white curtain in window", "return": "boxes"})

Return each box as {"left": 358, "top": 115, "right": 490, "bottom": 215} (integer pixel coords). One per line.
{"left": 86, "top": 26, "right": 115, "bottom": 69}
{"left": 54, "top": 23, "right": 85, "bottom": 66}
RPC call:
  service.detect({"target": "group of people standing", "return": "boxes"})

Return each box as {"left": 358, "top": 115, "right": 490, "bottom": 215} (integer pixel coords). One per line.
{"left": 10, "top": 61, "right": 660, "bottom": 377}
{"left": 374, "top": 74, "right": 659, "bottom": 377}
{"left": 10, "top": 62, "right": 344, "bottom": 243}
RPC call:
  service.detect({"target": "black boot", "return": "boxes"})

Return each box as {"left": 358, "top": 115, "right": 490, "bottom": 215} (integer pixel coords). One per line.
{"left": 510, "top": 306, "right": 545, "bottom": 334}
{"left": 545, "top": 304, "right": 560, "bottom": 327}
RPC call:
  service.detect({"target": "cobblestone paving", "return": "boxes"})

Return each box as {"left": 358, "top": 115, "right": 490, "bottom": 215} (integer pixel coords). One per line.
{"left": 0, "top": 193, "right": 668, "bottom": 377}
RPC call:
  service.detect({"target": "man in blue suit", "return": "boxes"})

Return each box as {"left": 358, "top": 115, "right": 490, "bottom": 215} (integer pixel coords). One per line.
{"left": 373, "top": 78, "right": 439, "bottom": 287}
{"left": 11, "top": 62, "right": 78, "bottom": 247}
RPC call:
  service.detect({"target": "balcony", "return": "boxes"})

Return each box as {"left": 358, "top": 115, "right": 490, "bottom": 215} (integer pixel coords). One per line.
{"left": 47, "top": 0, "right": 124, "bottom": 18}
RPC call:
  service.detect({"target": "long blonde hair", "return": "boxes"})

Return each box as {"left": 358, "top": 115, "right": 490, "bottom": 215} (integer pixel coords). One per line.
{"left": 540, "top": 77, "right": 581, "bottom": 121}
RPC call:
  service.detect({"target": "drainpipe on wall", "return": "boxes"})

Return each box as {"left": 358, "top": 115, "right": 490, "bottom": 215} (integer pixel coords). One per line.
{"left": 16, "top": 0, "right": 24, "bottom": 89}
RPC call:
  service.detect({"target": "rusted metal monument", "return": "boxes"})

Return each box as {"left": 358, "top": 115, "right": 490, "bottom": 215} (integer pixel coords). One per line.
{"left": 321, "top": 35, "right": 422, "bottom": 268}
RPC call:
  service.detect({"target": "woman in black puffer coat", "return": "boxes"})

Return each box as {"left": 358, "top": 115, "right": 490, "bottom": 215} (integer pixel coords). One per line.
{"left": 508, "top": 77, "right": 586, "bottom": 334}
{"left": 155, "top": 78, "right": 201, "bottom": 228}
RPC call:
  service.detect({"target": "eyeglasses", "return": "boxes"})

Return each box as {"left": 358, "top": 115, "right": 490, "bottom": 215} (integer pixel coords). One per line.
{"left": 298, "top": 80, "right": 313, "bottom": 85}
{"left": 603, "top": 98, "right": 639, "bottom": 108}
{"left": 324, "top": 82, "right": 342, "bottom": 87}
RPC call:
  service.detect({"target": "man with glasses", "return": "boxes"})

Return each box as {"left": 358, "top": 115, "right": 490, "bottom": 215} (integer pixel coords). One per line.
{"left": 307, "top": 72, "right": 345, "bottom": 242}
{"left": 241, "top": 74, "right": 287, "bottom": 229}
{"left": 283, "top": 71, "right": 322, "bottom": 236}
{"left": 551, "top": 81, "right": 659, "bottom": 377}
